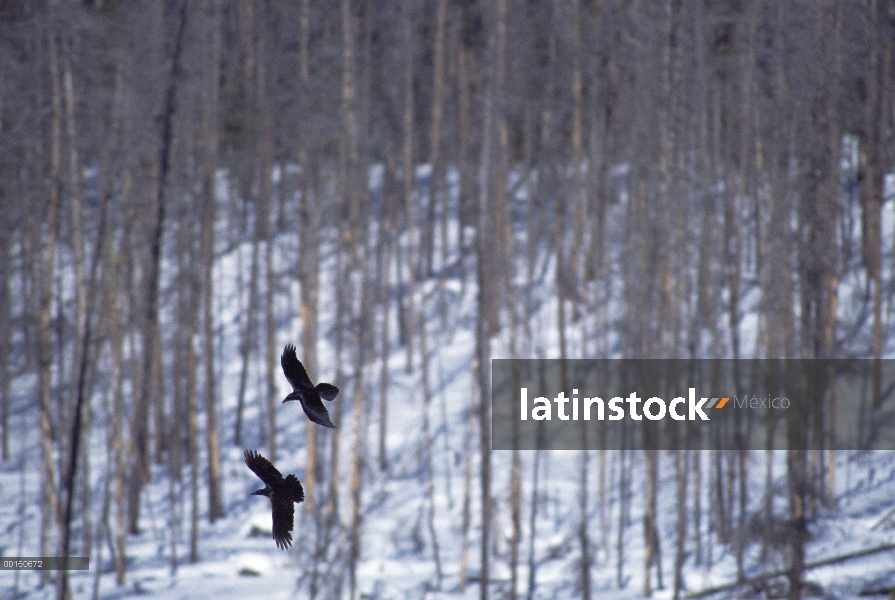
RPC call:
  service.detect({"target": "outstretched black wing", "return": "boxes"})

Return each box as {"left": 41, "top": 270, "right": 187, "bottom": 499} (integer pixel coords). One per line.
{"left": 244, "top": 449, "right": 283, "bottom": 487}
{"left": 270, "top": 493, "right": 295, "bottom": 550}
{"left": 281, "top": 344, "right": 312, "bottom": 391}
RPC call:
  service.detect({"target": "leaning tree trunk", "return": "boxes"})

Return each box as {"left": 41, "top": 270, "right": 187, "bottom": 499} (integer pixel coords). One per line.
{"left": 129, "top": 0, "right": 188, "bottom": 534}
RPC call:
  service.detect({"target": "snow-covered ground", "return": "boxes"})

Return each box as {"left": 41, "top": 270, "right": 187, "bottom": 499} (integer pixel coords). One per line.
{"left": 3, "top": 166, "right": 895, "bottom": 600}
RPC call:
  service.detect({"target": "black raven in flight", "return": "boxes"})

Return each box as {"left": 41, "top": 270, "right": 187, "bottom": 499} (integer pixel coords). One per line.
{"left": 244, "top": 449, "right": 305, "bottom": 550}
{"left": 280, "top": 343, "right": 339, "bottom": 429}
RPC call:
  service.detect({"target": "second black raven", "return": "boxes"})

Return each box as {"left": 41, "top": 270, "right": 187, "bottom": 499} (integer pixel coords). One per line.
{"left": 244, "top": 449, "right": 305, "bottom": 550}
{"left": 280, "top": 343, "right": 339, "bottom": 429}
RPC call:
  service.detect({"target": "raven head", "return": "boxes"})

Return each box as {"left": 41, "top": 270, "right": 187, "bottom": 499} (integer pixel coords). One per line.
{"left": 282, "top": 391, "right": 303, "bottom": 404}
{"left": 251, "top": 486, "right": 272, "bottom": 498}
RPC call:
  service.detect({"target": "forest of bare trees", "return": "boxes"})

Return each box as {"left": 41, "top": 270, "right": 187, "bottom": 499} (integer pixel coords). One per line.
{"left": 1, "top": 0, "right": 894, "bottom": 599}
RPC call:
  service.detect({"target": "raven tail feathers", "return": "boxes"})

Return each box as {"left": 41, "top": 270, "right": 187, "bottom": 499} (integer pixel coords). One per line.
{"left": 315, "top": 383, "right": 339, "bottom": 401}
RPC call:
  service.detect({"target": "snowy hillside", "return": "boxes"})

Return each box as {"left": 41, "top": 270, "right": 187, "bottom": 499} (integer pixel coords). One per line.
{"left": 3, "top": 187, "right": 895, "bottom": 600}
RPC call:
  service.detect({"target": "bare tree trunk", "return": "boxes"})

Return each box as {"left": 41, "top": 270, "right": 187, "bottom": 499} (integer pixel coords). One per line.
{"left": 492, "top": 0, "right": 510, "bottom": 335}
{"left": 0, "top": 215, "right": 9, "bottom": 461}
{"left": 859, "top": 0, "right": 890, "bottom": 410}
{"left": 201, "top": 0, "right": 224, "bottom": 524}
{"left": 184, "top": 214, "right": 201, "bottom": 562}
{"left": 617, "top": 448, "right": 629, "bottom": 589}
{"left": 737, "top": 442, "right": 749, "bottom": 578}
{"left": 457, "top": 43, "right": 472, "bottom": 255}
{"left": 568, "top": 0, "right": 585, "bottom": 326}
{"left": 110, "top": 175, "right": 132, "bottom": 587}
{"left": 247, "top": 11, "right": 278, "bottom": 461}
{"left": 38, "top": 21, "right": 64, "bottom": 587}
{"left": 200, "top": 187, "right": 222, "bottom": 521}
{"left": 185, "top": 334, "right": 200, "bottom": 563}
{"left": 425, "top": 0, "right": 448, "bottom": 274}
{"left": 62, "top": 41, "right": 87, "bottom": 456}
{"left": 643, "top": 448, "right": 659, "bottom": 597}
{"left": 296, "top": 0, "right": 321, "bottom": 512}
{"left": 234, "top": 236, "right": 260, "bottom": 447}
{"left": 56, "top": 139, "right": 112, "bottom": 600}
{"left": 476, "top": 43, "right": 495, "bottom": 600}
{"left": 507, "top": 317, "right": 521, "bottom": 600}
{"left": 168, "top": 324, "right": 184, "bottom": 574}
{"left": 509, "top": 443, "right": 521, "bottom": 600}
{"left": 0, "top": 52, "right": 10, "bottom": 465}
{"left": 579, "top": 448, "right": 591, "bottom": 600}
{"left": 419, "top": 305, "right": 444, "bottom": 588}
{"left": 323, "top": 252, "right": 347, "bottom": 595}
{"left": 233, "top": 0, "right": 259, "bottom": 450}
{"left": 348, "top": 278, "right": 371, "bottom": 600}
{"left": 459, "top": 367, "right": 476, "bottom": 594}
{"left": 598, "top": 446, "right": 608, "bottom": 553}
{"left": 169, "top": 188, "right": 202, "bottom": 576}
{"left": 93, "top": 427, "right": 112, "bottom": 600}
{"left": 693, "top": 447, "right": 702, "bottom": 565}
{"left": 400, "top": 0, "right": 416, "bottom": 373}
{"left": 130, "top": 0, "right": 188, "bottom": 534}
{"left": 673, "top": 449, "right": 689, "bottom": 600}
{"left": 547, "top": 6, "right": 566, "bottom": 364}
{"left": 787, "top": 443, "right": 808, "bottom": 600}
{"left": 377, "top": 229, "right": 392, "bottom": 472}
{"left": 324, "top": 0, "right": 358, "bottom": 533}
{"left": 525, "top": 430, "right": 542, "bottom": 600}
{"left": 724, "top": 194, "right": 741, "bottom": 362}
{"left": 299, "top": 177, "right": 321, "bottom": 508}
{"left": 342, "top": 0, "right": 360, "bottom": 244}
{"left": 346, "top": 0, "right": 374, "bottom": 565}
